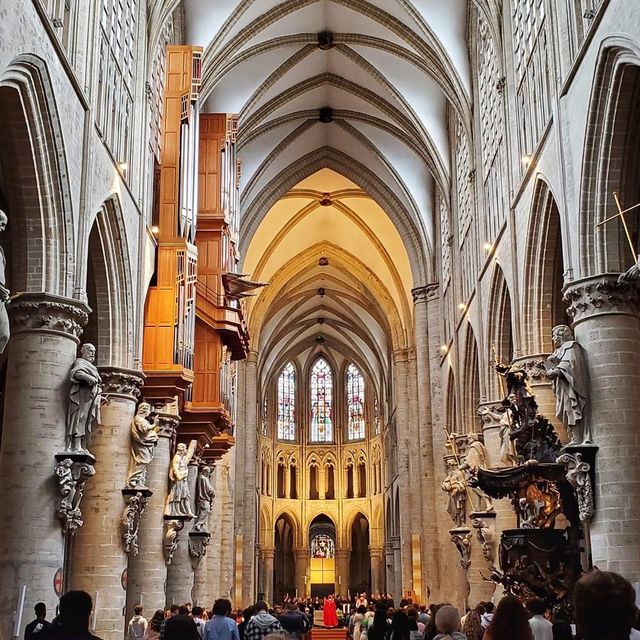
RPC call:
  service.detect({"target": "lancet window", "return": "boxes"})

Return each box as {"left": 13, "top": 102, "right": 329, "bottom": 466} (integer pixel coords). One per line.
{"left": 346, "top": 364, "right": 366, "bottom": 441}
{"left": 277, "top": 363, "right": 296, "bottom": 441}
{"left": 96, "top": 0, "right": 138, "bottom": 174}
{"left": 310, "top": 359, "right": 333, "bottom": 442}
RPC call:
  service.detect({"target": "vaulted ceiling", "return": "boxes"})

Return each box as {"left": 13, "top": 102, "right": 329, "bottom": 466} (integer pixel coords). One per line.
{"left": 184, "top": 0, "right": 473, "bottom": 392}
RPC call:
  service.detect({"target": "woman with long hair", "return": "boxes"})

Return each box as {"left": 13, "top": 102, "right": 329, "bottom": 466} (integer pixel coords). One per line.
{"left": 391, "top": 610, "right": 412, "bottom": 640}
{"left": 144, "top": 610, "right": 165, "bottom": 640}
{"left": 483, "top": 596, "right": 532, "bottom": 640}
{"left": 461, "top": 606, "right": 484, "bottom": 640}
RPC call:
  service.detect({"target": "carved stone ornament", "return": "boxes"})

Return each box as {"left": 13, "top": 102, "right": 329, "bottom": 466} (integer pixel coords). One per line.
{"left": 9, "top": 293, "right": 89, "bottom": 338}
{"left": 472, "top": 517, "right": 497, "bottom": 569}
{"left": 411, "top": 283, "right": 439, "bottom": 304}
{"left": 512, "top": 357, "right": 549, "bottom": 382}
{"left": 556, "top": 452, "right": 594, "bottom": 523}
{"left": 563, "top": 275, "right": 640, "bottom": 322}
{"left": 450, "top": 528, "right": 472, "bottom": 571}
{"left": 121, "top": 489, "right": 152, "bottom": 555}
{"left": 163, "top": 518, "right": 185, "bottom": 565}
{"left": 100, "top": 367, "right": 145, "bottom": 402}
{"left": 188, "top": 531, "right": 211, "bottom": 569}
{"left": 54, "top": 453, "right": 96, "bottom": 534}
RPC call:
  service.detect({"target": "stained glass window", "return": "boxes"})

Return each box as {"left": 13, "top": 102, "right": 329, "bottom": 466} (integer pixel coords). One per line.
{"left": 277, "top": 363, "right": 296, "bottom": 441}
{"left": 347, "top": 363, "right": 365, "bottom": 440}
{"left": 311, "top": 533, "right": 335, "bottom": 558}
{"left": 310, "top": 359, "right": 333, "bottom": 442}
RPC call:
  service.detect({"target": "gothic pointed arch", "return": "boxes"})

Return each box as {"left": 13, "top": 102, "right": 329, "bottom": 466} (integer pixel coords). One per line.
{"left": 523, "top": 179, "right": 567, "bottom": 354}
{"left": 0, "top": 54, "right": 75, "bottom": 296}
{"left": 461, "top": 326, "right": 481, "bottom": 433}
{"left": 579, "top": 39, "right": 640, "bottom": 275}
{"left": 486, "top": 264, "right": 514, "bottom": 399}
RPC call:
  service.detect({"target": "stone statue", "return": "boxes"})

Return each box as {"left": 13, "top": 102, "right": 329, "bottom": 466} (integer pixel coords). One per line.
{"left": 125, "top": 402, "right": 160, "bottom": 489}
{"left": 192, "top": 466, "right": 215, "bottom": 532}
{"left": 442, "top": 458, "right": 467, "bottom": 528}
{"left": 472, "top": 518, "right": 497, "bottom": 567}
{"left": 461, "top": 433, "right": 494, "bottom": 513}
{"left": 477, "top": 403, "right": 518, "bottom": 467}
{"left": 0, "top": 210, "right": 10, "bottom": 354}
{"left": 165, "top": 439, "right": 198, "bottom": 517}
{"left": 66, "top": 343, "right": 102, "bottom": 453}
{"left": 545, "top": 325, "right": 591, "bottom": 444}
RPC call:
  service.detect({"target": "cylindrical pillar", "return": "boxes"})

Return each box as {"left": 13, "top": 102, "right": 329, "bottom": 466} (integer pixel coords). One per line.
{"left": 384, "top": 543, "right": 395, "bottom": 600}
{"left": 262, "top": 547, "right": 275, "bottom": 604}
{"left": 70, "top": 367, "right": 144, "bottom": 639}
{"left": 165, "top": 461, "right": 198, "bottom": 606}
{"left": 319, "top": 467, "right": 326, "bottom": 500}
{"left": 126, "top": 407, "right": 178, "bottom": 620}
{"left": 369, "top": 546, "right": 384, "bottom": 595}
{"left": 284, "top": 465, "right": 291, "bottom": 499}
{"left": 335, "top": 549, "right": 350, "bottom": 598}
{"left": 294, "top": 549, "right": 308, "bottom": 599}
{"left": 0, "top": 294, "right": 89, "bottom": 639}
{"left": 565, "top": 276, "right": 640, "bottom": 581}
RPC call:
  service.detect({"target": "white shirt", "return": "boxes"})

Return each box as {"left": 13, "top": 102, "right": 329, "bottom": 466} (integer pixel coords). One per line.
{"left": 630, "top": 629, "right": 640, "bottom": 639}
{"left": 529, "top": 615, "right": 553, "bottom": 640}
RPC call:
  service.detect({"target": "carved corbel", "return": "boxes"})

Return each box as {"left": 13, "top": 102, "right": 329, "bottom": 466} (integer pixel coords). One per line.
{"left": 163, "top": 518, "right": 185, "bottom": 565}
{"left": 121, "top": 488, "right": 152, "bottom": 555}
{"left": 557, "top": 451, "right": 594, "bottom": 523}
{"left": 54, "top": 454, "right": 96, "bottom": 534}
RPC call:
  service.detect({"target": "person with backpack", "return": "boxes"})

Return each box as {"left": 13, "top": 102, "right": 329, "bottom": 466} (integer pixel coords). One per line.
{"left": 279, "top": 602, "right": 311, "bottom": 638}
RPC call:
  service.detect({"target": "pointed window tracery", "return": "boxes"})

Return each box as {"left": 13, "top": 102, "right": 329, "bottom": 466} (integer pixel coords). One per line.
{"left": 347, "top": 363, "right": 365, "bottom": 440}
{"left": 277, "top": 363, "right": 296, "bottom": 441}
{"left": 310, "top": 359, "right": 333, "bottom": 442}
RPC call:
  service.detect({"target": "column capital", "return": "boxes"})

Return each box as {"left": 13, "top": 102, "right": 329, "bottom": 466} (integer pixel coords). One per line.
{"left": 9, "top": 292, "right": 90, "bottom": 340}
{"left": 477, "top": 400, "right": 506, "bottom": 431}
{"left": 411, "top": 283, "right": 439, "bottom": 304}
{"left": 155, "top": 412, "right": 180, "bottom": 439}
{"left": 335, "top": 548, "right": 351, "bottom": 560}
{"left": 564, "top": 274, "right": 640, "bottom": 323}
{"left": 369, "top": 545, "right": 384, "bottom": 557}
{"left": 262, "top": 547, "right": 276, "bottom": 559}
{"left": 99, "top": 366, "right": 145, "bottom": 401}
{"left": 509, "top": 354, "right": 550, "bottom": 384}
{"left": 293, "top": 548, "right": 309, "bottom": 559}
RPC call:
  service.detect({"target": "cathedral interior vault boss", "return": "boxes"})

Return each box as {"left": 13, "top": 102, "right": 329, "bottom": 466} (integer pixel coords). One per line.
{"left": 1, "top": 0, "right": 640, "bottom": 637}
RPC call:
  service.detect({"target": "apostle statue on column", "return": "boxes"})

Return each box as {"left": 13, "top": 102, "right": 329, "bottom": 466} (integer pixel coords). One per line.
{"left": 442, "top": 458, "right": 467, "bottom": 528}
{"left": 192, "top": 466, "right": 215, "bottom": 532}
{"left": 545, "top": 325, "right": 591, "bottom": 444}
{"left": 65, "top": 343, "right": 102, "bottom": 454}
{"left": 165, "top": 439, "right": 198, "bottom": 518}
{"left": 125, "top": 402, "right": 160, "bottom": 489}
{"left": 0, "top": 210, "right": 10, "bottom": 354}
{"left": 461, "top": 433, "right": 494, "bottom": 513}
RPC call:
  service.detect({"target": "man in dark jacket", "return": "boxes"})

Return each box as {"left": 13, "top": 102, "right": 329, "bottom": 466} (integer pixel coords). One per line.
{"left": 279, "top": 603, "right": 311, "bottom": 637}
{"left": 244, "top": 602, "right": 282, "bottom": 640}
{"left": 48, "top": 591, "right": 102, "bottom": 640}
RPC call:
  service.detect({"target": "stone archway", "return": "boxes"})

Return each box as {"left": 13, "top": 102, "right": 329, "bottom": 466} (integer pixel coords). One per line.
{"left": 275, "top": 513, "right": 297, "bottom": 601}
{"left": 349, "top": 513, "right": 370, "bottom": 595}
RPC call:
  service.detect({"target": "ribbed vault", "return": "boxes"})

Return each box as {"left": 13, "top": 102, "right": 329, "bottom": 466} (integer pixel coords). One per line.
{"left": 188, "top": 0, "right": 473, "bottom": 392}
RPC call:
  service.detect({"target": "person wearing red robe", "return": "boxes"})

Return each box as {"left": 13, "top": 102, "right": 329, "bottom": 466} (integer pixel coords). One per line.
{"left": 323, "top": 595, "right": 338, "bottom": 627}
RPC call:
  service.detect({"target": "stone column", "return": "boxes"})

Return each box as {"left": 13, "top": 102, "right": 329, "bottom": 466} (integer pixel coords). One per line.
{"left": 392, "top": 349, "right": 413, "bottom": 593}
{"left": 284, "top": 465, "right": 291, "bottom": 499}
{"left": 354, "top": 463, "right": 361, "bottom": 498}
{"left": 70, "top": 367, "right": 144, "bottom": 640}
{"left": 369, "top": 546, "right": 384, "bottom": 594}
{"left": 564, "top": 276, "right": 640, "bottom": 580}
{"left": 335, "top": 549, "right": 350, "bottom": 598}
{"left": 262, "top": 547, "right": 275, "bottom": 604}
{"left": 126, "top": 408, "right": 178, "bottom": 619}
{"left": 384, "top": 543, "right": 395, "bottom": 600}
{"left": 294, "top": 549, "right": 308, "bottom": 599}
{"left": 319, "top": 466, "right": 326, "bottom": 500}
{"left": 0, "top": 294, "right": 89, "bottom": 639}
{"left": 412, "top": 285, "right": 440, "bottom": 599}
{"left": 237, "top": 353, "right": 259, "bottom": 605}
{"left": 391, "top": 536, "right": 402, "bottom": 604}
{"left": 165, "top": 461, "right": 198, "bottom": 606}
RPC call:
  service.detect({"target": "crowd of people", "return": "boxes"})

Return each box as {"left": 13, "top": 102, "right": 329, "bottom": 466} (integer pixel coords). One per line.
{"left": 22, "top": 570, "right": 640, "bottom": 640}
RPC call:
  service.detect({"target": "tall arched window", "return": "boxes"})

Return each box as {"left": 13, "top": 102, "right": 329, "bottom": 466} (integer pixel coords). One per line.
{"left": 310, "top": 358, "right": 333, "bottom": 442}
{"left": 347, "top": 363, "right": 365, "bottom": 440}
{"left": 277, "top": 363, "right": 296, "bottom": 441}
